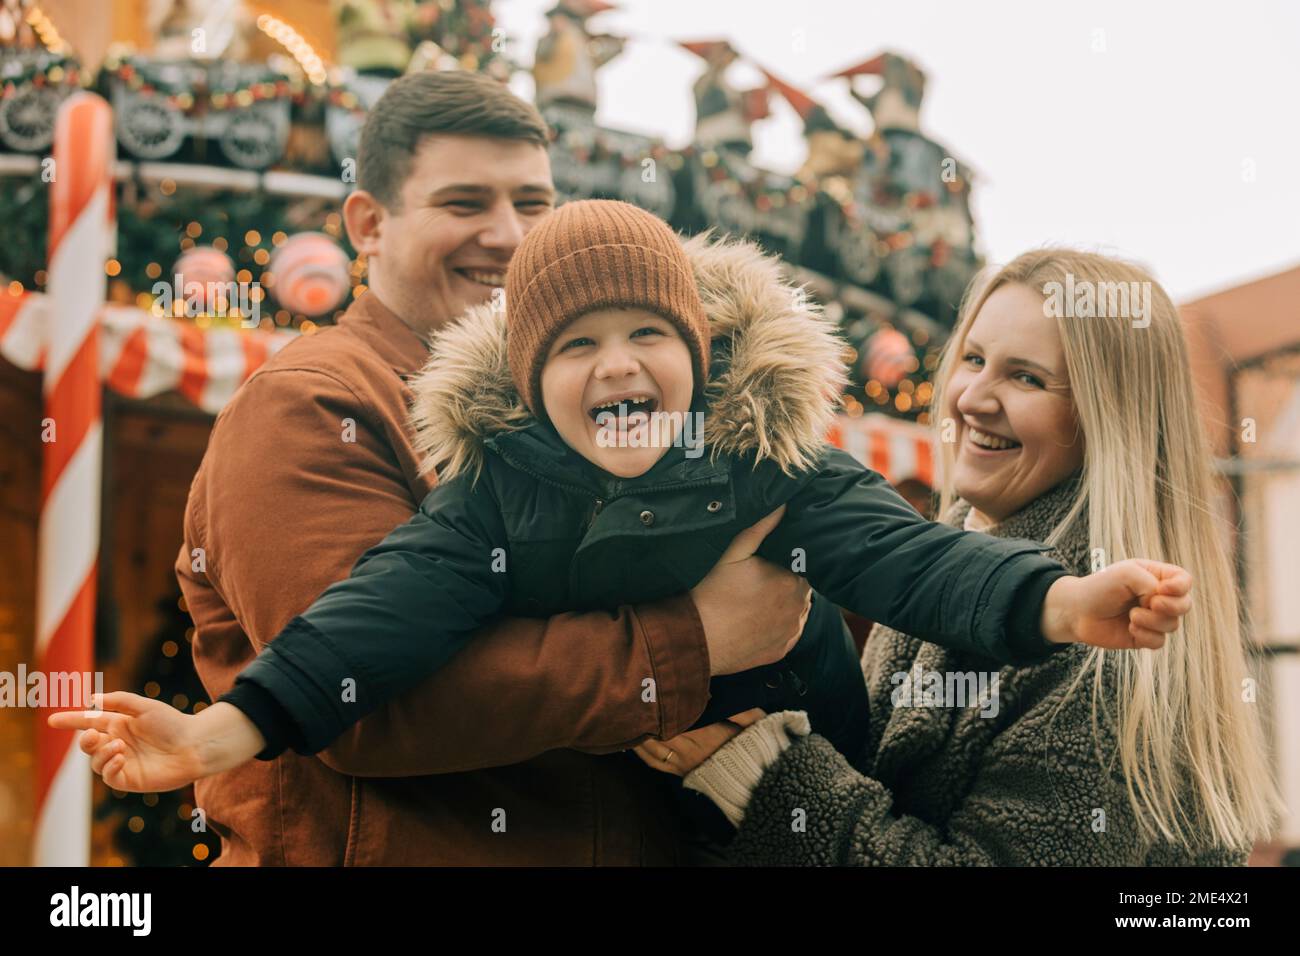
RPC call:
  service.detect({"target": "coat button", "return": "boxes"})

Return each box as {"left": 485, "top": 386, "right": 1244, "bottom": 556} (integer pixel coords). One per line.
{"left": 706, "top": 500, "right": 722, "bottom": 513}
{"left": 639, "top": 510, "right": 655, "bottom": 526}
{"left": 764, "top": 672, "right": 783, "bottom": 690}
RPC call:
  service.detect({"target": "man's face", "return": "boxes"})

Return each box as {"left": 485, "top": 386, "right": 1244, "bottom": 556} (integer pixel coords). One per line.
{"left": 353, "top": 134, "right": 554, "bottom": 332}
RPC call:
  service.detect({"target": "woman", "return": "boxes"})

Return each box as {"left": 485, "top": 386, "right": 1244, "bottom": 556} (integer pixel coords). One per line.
{"left": 636, "top": 248, "right": 1283, "bottom": 864}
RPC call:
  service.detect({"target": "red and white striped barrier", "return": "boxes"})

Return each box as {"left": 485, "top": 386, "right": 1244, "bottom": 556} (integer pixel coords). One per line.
{"left": 33, "top": 92, "right": 113, "bottom": 867}
{"left": 0, "top": 293, "right": 297, "bottom": 413}
{"left": 827, "top": 412, "right": 937, "bottom": 488}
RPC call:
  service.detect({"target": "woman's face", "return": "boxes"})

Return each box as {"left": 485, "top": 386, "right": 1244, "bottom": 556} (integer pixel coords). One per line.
{"left": 945, "top": 282, "right": 1084, "bottom": 523}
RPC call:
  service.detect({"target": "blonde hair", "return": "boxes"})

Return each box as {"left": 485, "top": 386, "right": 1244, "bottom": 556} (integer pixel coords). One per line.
{"left": 932, "top": 247, "right": 1282, "bottom": 851}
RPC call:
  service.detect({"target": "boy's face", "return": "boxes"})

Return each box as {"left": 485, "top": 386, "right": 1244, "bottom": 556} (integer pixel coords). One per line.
{"left": 540, "top": 308, "right": 695, "bottom": 479}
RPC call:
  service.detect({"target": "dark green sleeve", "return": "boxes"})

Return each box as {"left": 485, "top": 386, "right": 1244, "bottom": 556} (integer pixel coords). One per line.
{"left": 756, "top": 447, "right": 1068, "bottom": 665}
{"left": 224, "top": 472, "right": 511, "bottom": 755}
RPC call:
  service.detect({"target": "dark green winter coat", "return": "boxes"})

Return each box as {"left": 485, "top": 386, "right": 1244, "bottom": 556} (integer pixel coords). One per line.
{"left": 223, "top": 234, "right": 1069, "bottom": 759}
{"left": 724, "top": 478, "right": 1249, "bottom": 866}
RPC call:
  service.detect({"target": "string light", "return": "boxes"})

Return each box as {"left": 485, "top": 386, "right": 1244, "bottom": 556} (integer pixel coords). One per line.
{"left": 255, "top": 14, "right": 328, "bottom": 85}
{"left": 24, "top": 5, "right": 67, "bottom": 54}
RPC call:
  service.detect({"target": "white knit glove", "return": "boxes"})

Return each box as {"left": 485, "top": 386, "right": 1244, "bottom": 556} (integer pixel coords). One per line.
{"left": 682, "top": 710, "right": 812, "bottom": 827}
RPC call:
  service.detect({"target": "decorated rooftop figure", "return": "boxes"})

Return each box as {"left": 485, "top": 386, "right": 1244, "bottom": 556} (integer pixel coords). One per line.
{"left": 682, "top": 39, "right": 766, "bottom": 157}
{"left": 406, "top": 0, "right": 505, "bottom": 76}
{"left": 761, "top": 68, "right": 864, "bottom": 182}
{"left": 0, "top": 0, "right": 36, "bottom": 46}
{"left": 148, "top": 0, "right": 258, "bottom": 62}
{"left": 532, "top": 0, "right": 624, "bottom": 115}
{"left": 837, "top": 50, "right": 926, "bottom": 134}
{"left": 334, "top": 0, "right": 416, "bottom": 77}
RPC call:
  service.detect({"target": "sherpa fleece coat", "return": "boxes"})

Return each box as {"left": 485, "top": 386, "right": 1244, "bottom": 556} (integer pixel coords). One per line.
{"left": 724, "top": 478, "right": 1249, "bottom": 866}
{"left": 220, "top": 234, "right": 1072, "bottom": 763}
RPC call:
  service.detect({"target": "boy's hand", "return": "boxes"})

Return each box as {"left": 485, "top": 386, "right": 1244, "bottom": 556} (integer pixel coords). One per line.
{"left": 46, "top": 694, "right": 263, "bottom": 792}
{"left": 1041, "top": 559, "right": 1193, "bottom": 650}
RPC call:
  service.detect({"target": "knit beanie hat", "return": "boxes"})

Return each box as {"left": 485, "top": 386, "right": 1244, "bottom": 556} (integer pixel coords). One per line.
{"left": 505, "top": 199, "right": 711, "bottom": 418}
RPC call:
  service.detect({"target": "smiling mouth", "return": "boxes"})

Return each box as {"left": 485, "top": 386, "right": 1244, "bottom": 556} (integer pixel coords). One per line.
{"left": 967, "top": 426, "right": 1022, "bottom": 451}
{"left": 453, "top": 268, "right": 506, "bottom": 287}
{"left": 588, "top": 395, "right": 658, "bottom": 424}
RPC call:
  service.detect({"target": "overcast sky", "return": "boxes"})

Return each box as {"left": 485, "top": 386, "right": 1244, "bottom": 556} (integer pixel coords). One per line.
{"left": 495, "top": 0, "right": 1300, "bottom": 301}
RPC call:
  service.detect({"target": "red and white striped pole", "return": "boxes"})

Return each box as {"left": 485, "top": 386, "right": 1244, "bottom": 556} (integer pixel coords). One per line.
{"left": 34, "top": 92, "right": 114, "bottom": 867}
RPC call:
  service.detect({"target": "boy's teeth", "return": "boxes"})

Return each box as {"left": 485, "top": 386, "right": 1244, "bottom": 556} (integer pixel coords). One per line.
{"left": 594, "top": 395, "right": 650, "bottom": 410}
{"left": 461, "top": 270, "right": 505, "bottom": 286}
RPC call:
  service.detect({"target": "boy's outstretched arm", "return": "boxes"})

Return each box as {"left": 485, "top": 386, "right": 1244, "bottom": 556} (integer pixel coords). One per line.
{"left": 212, "top": 472, "right": 515, "bottom": 758}
{"left": 757, "top": 449, "right": 1190, "bottom": 664}
{"left": 176, "top": 367, "right": 734, "bottom": 781}
{"left": 51, "top": 470, "right": 524, "bottom": 794}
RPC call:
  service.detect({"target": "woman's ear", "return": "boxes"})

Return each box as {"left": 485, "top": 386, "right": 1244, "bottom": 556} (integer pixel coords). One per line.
{"left": 342, "top": 190, "right": 385, "bottom": 257}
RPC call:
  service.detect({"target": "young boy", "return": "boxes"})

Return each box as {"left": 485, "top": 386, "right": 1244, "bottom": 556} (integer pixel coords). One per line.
{"left": 57, "top": 201, "right": 1190, "bottom": 797}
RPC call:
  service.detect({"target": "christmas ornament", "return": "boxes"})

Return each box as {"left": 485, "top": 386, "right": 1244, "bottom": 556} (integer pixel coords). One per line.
{"left": 863, "top": 327, "right": 914, "bottom": 389}
{"left": 169, "top": 246, "right": 236, "bottom": 314}
{"left": 269, "top": 232, "right": 350, "bottom": 316}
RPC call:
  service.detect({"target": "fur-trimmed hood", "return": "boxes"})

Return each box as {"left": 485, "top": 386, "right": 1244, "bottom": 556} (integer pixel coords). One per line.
{"left": 408, "top": 233, "right": 849, "bottom": 482}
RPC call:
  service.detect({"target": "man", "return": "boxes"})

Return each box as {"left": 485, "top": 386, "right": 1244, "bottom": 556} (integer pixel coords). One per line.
{"left": 175, "top": 70, "right": 810, "bottom": 865}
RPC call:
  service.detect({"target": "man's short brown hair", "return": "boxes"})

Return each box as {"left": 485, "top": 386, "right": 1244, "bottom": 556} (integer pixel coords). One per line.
{"left": 358, "top": 71, "right": 550, "bottom": 210}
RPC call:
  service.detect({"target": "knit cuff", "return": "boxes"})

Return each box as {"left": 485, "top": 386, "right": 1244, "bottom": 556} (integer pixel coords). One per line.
{"left": 682, "top": 710, "right": 812, "bottom": 827}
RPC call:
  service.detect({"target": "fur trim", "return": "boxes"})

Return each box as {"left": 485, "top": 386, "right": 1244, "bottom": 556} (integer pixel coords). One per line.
{"left": 407, "top": 233, "right": 848, "bottom": 482}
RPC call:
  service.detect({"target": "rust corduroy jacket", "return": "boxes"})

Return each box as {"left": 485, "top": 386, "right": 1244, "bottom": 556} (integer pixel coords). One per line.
{"left": 175, "top": 290, "right": 712, "bottom": 865}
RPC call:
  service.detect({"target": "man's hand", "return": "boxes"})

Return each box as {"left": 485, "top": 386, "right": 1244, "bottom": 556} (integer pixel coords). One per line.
{"left": 690, "top": 506, "right": 812, "bottom": 676}
{"left": 1041, "top": 559, "right": 1193, "bottom": 650}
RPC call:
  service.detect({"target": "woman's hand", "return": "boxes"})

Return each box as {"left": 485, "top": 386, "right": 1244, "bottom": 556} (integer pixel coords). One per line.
{"left": 46, "top": 694, "right": 264, "bottom": 792}
{"left": 632, "top": 708, "right": 766, "bottom": 776}
{"left": 1041, "top": 559, "right": 1193, "bottom": 650}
